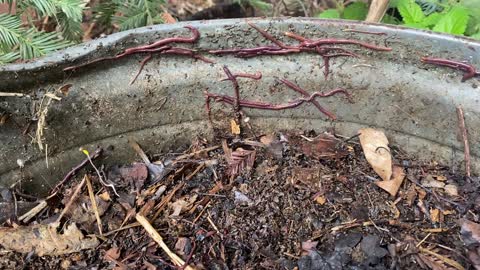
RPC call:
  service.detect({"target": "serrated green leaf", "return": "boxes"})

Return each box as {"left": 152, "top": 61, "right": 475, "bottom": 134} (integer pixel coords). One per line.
{"left": 343, "top": 2, "right": 368, "bottom": 21}
{"left": 421, "top": 12, "right": 441, "bottom": 27}
{"left": 433, "top": 6, "right": 469, "bottom": 35}
{"left": 397, "top": 0, "right": 425, "bottom": 24}
{"left": 317, "top": 9, "right": 340, "bottom": 19}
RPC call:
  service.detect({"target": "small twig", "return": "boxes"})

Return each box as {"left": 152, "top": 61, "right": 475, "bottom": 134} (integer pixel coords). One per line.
{"left": 418, "top": 246, "right": 465, "bottom": 270}
{"left": 50, "top": 148, "right": 102, "bottom": 195}
{"left": 56, "top": 175, "right": 87, "bottom": 223}
{"left": 85, "top": 174, "right": 103, "bottom": 235}
{"left": 0, "top": 92, "right": 27, "bottom": 97}
{"left": 456, "top": 106, "right": 471, "bottom": 178}
{"left": 18, "top": 200, "right": 48, "bottom": 223}
{"left": 82, "top": 148, "right": 119, "bottom": 196}
{"left": 136, "top": 214, "right": 196, "bottom": 270}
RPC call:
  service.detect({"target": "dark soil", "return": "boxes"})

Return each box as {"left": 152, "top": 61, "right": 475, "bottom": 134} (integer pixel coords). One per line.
{"left": 0, "top": 129, "right": 478, "bottom": 270}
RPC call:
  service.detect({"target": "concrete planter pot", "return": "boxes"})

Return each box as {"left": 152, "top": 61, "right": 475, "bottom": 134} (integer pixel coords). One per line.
{"left": 1, "top": 18, "right": 479, "bottom": 195}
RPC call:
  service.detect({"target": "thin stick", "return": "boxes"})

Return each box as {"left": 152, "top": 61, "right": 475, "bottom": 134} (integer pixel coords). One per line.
{"left": 456, "top": 106, "right": 471, "bottom": 178}
{"left": 136, "top": 214, "right": 196, "bottom": 270}
{"left": 419, "top": 246, "right": 465, "bottom": 270}
{"left": 0, "top": 92, "right": 27, "bottom": 97}
{"left": 19, "top": 200, "right": 47, "bottom": 223}
{"left": 56, "top": 175, "right": 87, "bottom": 223}
{"left": 51, "top": 148, "right": 102, "bottom": 194}
{"left": 85, "top": 174, "right": 103, "bottom": 235}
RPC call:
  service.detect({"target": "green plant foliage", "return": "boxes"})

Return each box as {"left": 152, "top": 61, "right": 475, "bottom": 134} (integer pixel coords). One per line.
{"left": 432, "top": 6, "right": 469, "bottom": 34}
{"left": 343, "top": 2, "right": 368, "bottom": 20}
{"left": 247, "top": 0, "right": 273, "bottom": 11}
{"left": 317, "top": 9, "right": 341, "bottom": 19}
{"left": 92, "top": 0, "right": 118, "bottom": 28}
{"left": 0, "top": 13, "right": 22, "bottom": 50}
{"left": 113, "top": 0, "right": 165, "bottom": 31}
{"left": 397, "top": 0, "right": 425, "bottom": 24}
{"left": 0, "top": 0, "right": 86, "bottom": 63}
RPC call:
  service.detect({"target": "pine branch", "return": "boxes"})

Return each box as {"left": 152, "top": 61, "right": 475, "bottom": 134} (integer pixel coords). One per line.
{"left": 57, "top": 12, "right": 82, "bottom": 41}
{"left": 53, "top": 0, "right": 86, "bottom": 22}
{"left": 114, "top": 0, "right": 165, "bottom": 30}
{"left": 93, "top": 0, "right": 118, "bottom": 27}
{"left": 0, "top": 51, "right": 20, "bottom": 64}
{"left": 0, "top": 13, "right": 22, "bottom": 49}
{"left": 24, "top": 0, "right": 58, "bottom": 17}
{"left": 19, "top": 29, "right": 72, "bottom": 60}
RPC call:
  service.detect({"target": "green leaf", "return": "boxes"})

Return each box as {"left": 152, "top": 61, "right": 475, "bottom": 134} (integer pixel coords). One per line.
{"left": 248, "top": 0, "right": 272, "bottom": 11}
{"left": 93, "top": 0, "right": 118, "bottom": 27}
{"left": 0, "top": 13, "right": 22, "bottom": 49}
{"left": 25, "top": 0, "right": 57, "bottom": 16}
{"left": 0, "top": 51, "right": 20, "bottom": 64}
{"left": 470, "top": 32, "right": 480, "bottom": 40}
{"left": 420, "top": 12, "right": 441, "bottom": 27}
{"left": 397, "top": 0, "right": 425, "bottom": 24}
{"left": 19, "top": 29, "right": 71, "bottom": 59}
{"left": 57, "top": 12, "right": 82, "bottom": 41}
{"left": 433, "top": 6, "right": 469, "bottom": 35}
{"left": 382, "top": 14, "right": 400, "bottom": 25}
{"left": 343, "top": 2, "right": 368, "bottom": 21}
{"left": 317, "top": 9, "right": 340, "bottom": 19}
{"left": 114, "top": 0, "right": 165, "bottom": 31}
{"left": 389, "top": 0, "right": 400, "bottom": 8}
{"left": 53, "top": 0, "right": 86, "bottom": 22}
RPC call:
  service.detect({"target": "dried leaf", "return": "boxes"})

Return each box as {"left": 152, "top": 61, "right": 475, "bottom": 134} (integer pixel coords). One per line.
{"left": 301, "top": 133, "right": 348, "bottom": 160}
{"left": 175, "top": 237, "right": 190, "bottom": 256}
{"left": 422, "top": 175, "right": 445, "bottom": 188}
{"left": 170, "top": 199, "right": 188, "bottom": 217}
{"left": 430, "top": 208, "right": 440, "bottom": 223}
{"left": 359, "top": 128, "right": 392, "bottom": 181}
{"left": 315, "top": 195, "right": 326, "bottom": 205}
{"left": 58, "top": 84, "right": 73, "bottom": 96}
{"left": 301, "top": 240, "right": 318, "bottom": 254}
{"left": 0, "top": 223, "right": 98, "bottom": 256}
{"left": 230, "top": 119, "right": 241, "bottom": 135}
{"left": 375, "top": 165, "right": 405, "bottom": 196}
{"left": 460, "top": 219, "right": 480, "bottom": 246}
{"left": 161, "top": 12, "right": 177, "bottom": 24}
{"left": 260, "top": 133, "right": 276, "bottom": 145}
{"left": 405, "top": 184, "right": 417, "bottom": 206}
{"left": 104, "top": 247, "right": 121, "bottom": 261}
{"left": 289, "top": 166, "right": 323, "bottom": 187}
{"left": 61, "top": 193, "right": 110, "bottom": 230}
{"left": 99, "top": 191, "right": 111, "bottom": 201}
{"left": 228, "top": 148, "right": 256, "bottom": 176}
{"left": 109, "top": 163, "right": 148, "bottom": 192}
{"left": 435, "top": 175, "right": 447, "bottom": 181}
{"left": 444, "top": 184, "right": 458, "bottom": 197}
